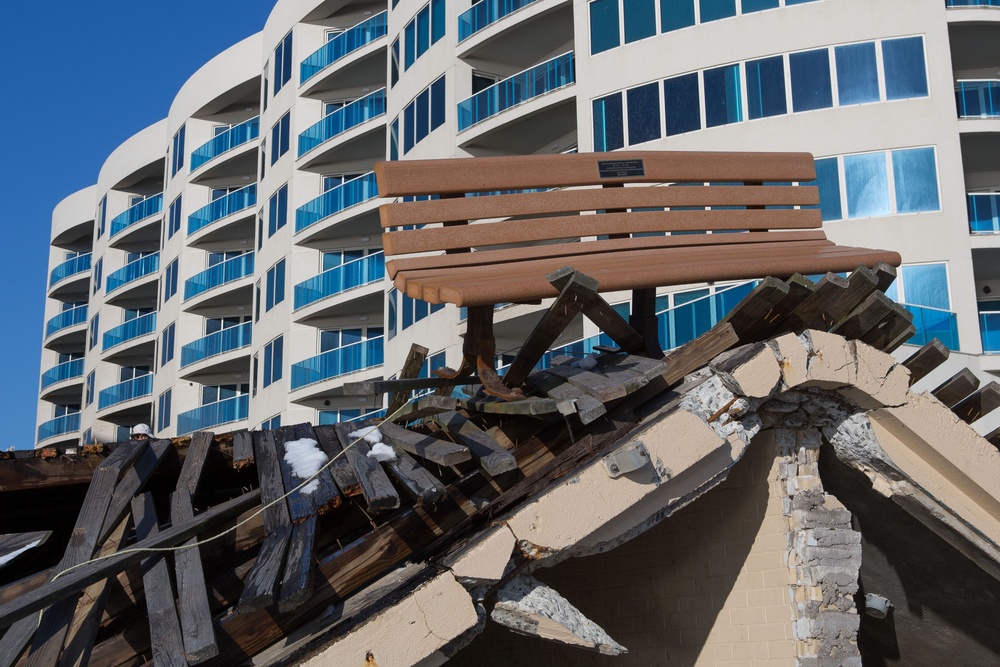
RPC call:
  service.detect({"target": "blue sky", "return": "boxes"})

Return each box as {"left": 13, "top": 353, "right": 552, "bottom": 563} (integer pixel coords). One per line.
{"left": 0, "top": 1, "right": 275, "bottom": 448}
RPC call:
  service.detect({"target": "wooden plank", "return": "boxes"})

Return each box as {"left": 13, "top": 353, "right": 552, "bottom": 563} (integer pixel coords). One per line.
{"left": 290, "top": 423, "right": 342, "bottom": 513}
{"left": 548, "top": 267, "right": 645, "bottom": 355}
{"left": 344, "top": 375, "right": 482, "bottom": 396}
{"left": 388, "top": 394, "right": 457, "bottom": 423}
{"left": 860, "top": 305, "right": 914, "bottom": 351}
{"left": 951, "top": 381, "right": 1000, "bottom": 425}
{"left": 129, "top": 493, "right": 187, "bottom": 667}
{"left": 455, "top": 395, "right": 561, "bottom": 417}
{"left": 932, "top": 369, "right": 980, "bottom": 408}
{"left": 386, "top": 344, "right": 430, "bottom": 417}
{"left": 720, "top": 276, "right": 789, "bottom": 341}
{"left": 597, "top": 354, "right": 668, "bottom": 393}
{"left": 872, "top": 261, "right": 897, "bottom": 293}
{"left": 901, "top": 339, "right": 950, "bottom": 386}
{"left": 0, "top": 532, "right": 50, "bottom": 570}
{"left": 377, "top": 421, "right": 471, "bottom": 466}
{"left": 312, "top": 425, "right": 363, "bottom": 498}
{"left": 802, "top": 266, "right": 879, "bottom": 331}
{"left": 383, "top": 449, "right": 447, "bottom": 505}
{"left": 278, "top": 519, "right": 317, "bottom": 614}
{"left": 100, "top": 439, "right": 173, "bottom": 544}
{"left": 726, "top": 275, "right": 814, "bottom": 343}
{"left": 832, "top": 291, "right": 897, "bottom": 341}
{"left": 275, "top": 427, "right": 318, "bottom": 524}
{"left": 984, "top": 425, "right": 1000, "bottom": 450}
{"left": 232, "top": 431, "right": 253, "bottom": 470}
{"left": 774, "top": 272, "right": 850, "bottom": 334}
{"left": 661, "top": 322, "right": 741, "bottom": 387}
{"left": 542, "top": 364, "right": 629, "bottom": 403}
{"left": 524, "top": 371, "right": 607, "bottom": 425}
{"left": 429, "top": 412, "right": 518, "bottom": 476}
{"left": 333, "top": 424, "right": 401, "bottom": 514}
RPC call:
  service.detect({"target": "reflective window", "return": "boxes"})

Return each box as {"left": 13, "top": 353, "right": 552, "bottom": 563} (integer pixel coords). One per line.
{"left": 416, "top": 89, "right": 430, "bottom": 143}
{"left": 790, "top": 49, "right": 832, "bottom": 112}
{"left": 660, "top": 0, "right": 695, "bottom": 32}
{"left": 164, "top": 258, "right": 178, "bottom": 302}
{"left": 157, "top": 390, "right": 172, "bottom": 432}
{"left": 590, "top": 0, "right": 621, "bottom": 54}
{"left": 404, "top": 21, "right": 416, "bottom": 68}
{"left": 834, "top": 42, "right": 879, "bottom": 106}
{"left": 270, "top": 112, "right": 290, "bottom": 164}
{"left": 624, "top": 0, "right": 656, "bottom": 43}
{"left": 627, "top": 83, "right": 661, "bottom": 145}
{"left": 844, "top": 152, "right": 890, "bottom": 219}
{"left": 882, "top": 37, "right": 928, "bottom": 100}
{"left": 161, "top": 322, "right": 175, "bottom": 366}
{"left": 171, "top": 126, "right": 185, "bottom": 177}
{"left": 700, "top": 0, "right": 736, "bottom": 22}
{"left": 704, "top": 64, "right": 743, "bottom": 127}
{"left": 273, "top": 32, "right": 293, "bottom": 94}
{"left": 593, "top": 93, "right": 625, "bottom": 151}
{"left": 814, "top": 157, "right": 842, "bottom": 222}
{"left": 664, "top": 73, "right": 701, "bottom": 135}
{"left": 432, "top": 0, "right": 446, "bottom": 42}
{"left": 263, "top": 337, "right": 283, "bottom": 387}
{"left": 746, "top": 56, "right": 786, "bottom": 119}
{"left": 168, "top": 195, "right": 182, "bottom": 238}
{"left": 265, "top": 259, "right": 286, "bottom": 312}
{"left": 742, "top": 0, "right": 779, "bottom": 10}
{"left": 416, "top": 6, "right": 430, "bottom": 57}
{"left": 431, "top": 77, "right": 446, "bottom": 130}
{"left": 892, "top": 147, "right": 939, "bottom": 214}
{"left": 900, "top": 264, "right": 949, "bottom": 310}
{"left": 268, "top": 184, "right": 288, "bottom": 237}
{"left": 403, "top": 103, "right": 415, "bottom": 153}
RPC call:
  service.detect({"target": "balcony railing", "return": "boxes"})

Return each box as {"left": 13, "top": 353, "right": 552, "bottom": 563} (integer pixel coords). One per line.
{"left": 300, "top": 12, "right": 388, "bottom": 83}
{"left": 106, "top": 253, "right": 160, "bottom": 293}
{"left": 98, "top": 374, "right": 153, "bottom": 411}
{"left": 291, "top": 336, "right": 384, "bottom": 389}
{"left": 946, "top": 0, "right": 1000, "bottom": 6}
{"left": 177, "top": 394, "right": 248, "bottom": 435}
{"left": 968, "top": 193, "right": 1000, "bottom": 233}
{"left": 297, "top": 89, "right": 386, "bottom": 157}
{"left": 45, "top": 305, "right": 88, "bottom": 338}
{"left": 102, "top": 312, "right": 156, "bottom": 351}
{"left": 109, "top": 194, "right": 164, "bottom": 238}
{"left": 40, "top": 359, "right": 85, "bottom": 391}
{"left": 294, "top": 252, "right": 385, "bottom": 310}
{"left": 37, "top": 413, "right": 80, "bottom": 443}
{"left": 184, "top": 253, "right": 254, "bottom": 301}
{"left": 188, "top": 184, "right": 257, "bottom": 235}
{"left": 180, "top": 322, "right": 252, "bottom": 367}
{"left": 459, "top": 0, "right": 539, "bottom": 41}
{"left": 296, "top": 172, "right": 378, "bottom": 232}
{"left": 981, "top": 311, "right": 1000, "bottom": 353}
{"left": 901, "top": 303, "right": 959, "bottom": 350}
{"left": 49, "top": 253, "right": 92, "bottom": 288}
{"left": 956, "top": 80, "right": 1000, "bottom": 118}
{"left": 190, "top": 117, "right": 260, "bottom": 171}
{"left": 458, "top": 52, "right": 575, "bottom": 131}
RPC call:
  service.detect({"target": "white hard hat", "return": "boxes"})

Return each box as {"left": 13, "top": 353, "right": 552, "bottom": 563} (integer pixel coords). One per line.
{"left": 131, "top": 423, "right": 151, "bottom": 436}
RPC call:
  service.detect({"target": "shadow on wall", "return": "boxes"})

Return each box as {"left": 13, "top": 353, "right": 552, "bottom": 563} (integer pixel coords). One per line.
{"left": 450, "top": 436, "right": 779, "bottom": 667}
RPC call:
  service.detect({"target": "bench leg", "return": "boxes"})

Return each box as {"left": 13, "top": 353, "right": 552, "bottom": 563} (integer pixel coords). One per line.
{"left": 631, "top": 288, "right": 664, "bottom": 358}
{"left": 548, "top": 267, "right": 645, "bottom": 355}
{"left": 435, "top": 305, "right": 525, "bottom": 401}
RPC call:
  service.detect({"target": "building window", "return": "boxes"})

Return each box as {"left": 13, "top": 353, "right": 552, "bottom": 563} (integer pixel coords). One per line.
{"left": 746, "top": 56, "right": 786, "bottom": 119}
{"left": 626, "top": 83, "right": 661, "bottom": 145}
{"left": 400, "top": 75, "right": 446, "bottom": 155}
{"left": 885, "top": 263, "right": 950, "bottom": 311}
{"left": 593, "top": 93, "right": 624, "bottom": 151}
{"left": 97, "top": 195, "right": 107, "bottom": 239}
{"left": 834, "top": 42, "right": 879, "bottom": 106}
{"left": 265, "top": 259, "right": 286, "bottom": 312}
{"left": 273, "top": 31, "right": 293, "bottom": 94}
{"left": 891, "top": 147, "right": 940, "bottom": 214}
{"left": 261, "top": 414, "right": 281, "bottom": 430}
{"left": 89, "top": 313, "right": 100, "bottom": 350}
{"left": 167, "top": 195, "right": 182, "bottom": 238}
{"left": 625, "top": 0, "right": 656, "bottom": 43}
{"left": 92, "top": 257, "right": 103, "bottom": 295}
{"left": 403, "top": 0, "right": 446, "bottom": 71}
{"left": 882, "top": 36, "right": 928, "bottom": 101}
{"left": 813, "top": 157, "right": 842, "bottom": 222}
{"left": 85, "top": 371, "right": 96, "bottom": 407}
{"left": 319, "top": 408, "right": 362, "bottom": 425}
{"left": 662, "top": 0, "right": 696, "bottom": 32}
{"left": 789, "top": 48, "right": 833, "bottom": 112}
{"left": 701, "top": 0, "right": 736, "bottom": 22}
{"left": 263, "top": 336, "right": 283, "bottom": 388}
{"left": 171, "top": 125, "right": 186, "bottom": 177}
{"left": 704, "top": 64, "right": 743, "bottom": 127}
{"left": 161, "top": 322, "right": 176, "bottom": 367}
{"left": 844, "top": 152, "right": 891, "bottom": 219}
{"left": 164, "top": 258, "right": 179, "bottom": 302}
{"left": 664, "top": 73, "right": 701, "bottom": 136}
{"left": 268, "top": 184, "right": 288, "bottom": 237}
{"left": 203, "top": 383, "right": 249, "bottom": 405}
{"left": 391, "top": 38, "right": 400, "bottom": 87}
{"left": 390, "top": 118, "right": 399, "bottom": 161}
{"left": 590, "top": 0, "right": 620, "bottom": 55}
{"left": 270, "top": 112, "right": 290, "bottom": 164}
{"left": 157, "top": 390, "right": 172, "bottom": 431}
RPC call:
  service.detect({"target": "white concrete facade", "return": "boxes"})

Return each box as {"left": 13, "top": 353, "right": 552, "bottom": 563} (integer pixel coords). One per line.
{"left": 34, "top": 0, "right": 1000, "bottom": 447}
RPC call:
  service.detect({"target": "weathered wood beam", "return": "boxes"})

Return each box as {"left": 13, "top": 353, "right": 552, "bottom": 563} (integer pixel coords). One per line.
{"left": 333, "top": 424, "right": 400, "bottom": 514}
{"left": 730, "top": 274, "right": 814, "bottom": 343}
{"left": 524, "top": 371, "right": 606, "bottom": 425}
{"left": 100, "top": 440, "right": 173, "bottom": 544}
{"left": 232, "top": 431, "right": 253, "bottom": 470}
{"left": 383, "top": 449, "right": 447, "bottom": 505}
{"left": 804, "top": 266, "right": 879, "bottom": 331}
{"left": 901, "top": 339, "right": 950, "bottom": 386}
{"left": 831, "top": 291, "right": 897, "bottom": 341}
{"left": 386, "top": 344, "right": 430, "bottom": 417}
{"left": 548, "top": 266, "right": 646, "bottom": 355}
{"left": 454, "top": 395, "right": 560, "bottom": 417}
{"left": 860, "top": 304, "right": 913, "bottom": 352}
{"left": 377, "top": 421, "right": 471, "bottom": 467}
{"left": 543, "top": 364, "right": 628, "bottom": 403}
{"left": 289, "top": 423, "right": 341, "bottom": 513}
{"left": 951, "top": 381, "right": 1000, "bottom": 425}
{"left": 429, "top": 412, "right": 518, "bottom": 476}
{"left": 719, "top": 276, "right": 789, "bottom": 342}
{"left": 0, "top": 532, "right": 50, "bottom": 570}
{"left": 312, "top": 425, "right": 362, "bottom": 498}
{"left": 775, "top": 272, "right": 849, "bottom": 334}
{"left": 932, "top": 369, "right": 980, "bottom": 408}
{"left": 872, "top": 261, "right": 897, "bottom": 293}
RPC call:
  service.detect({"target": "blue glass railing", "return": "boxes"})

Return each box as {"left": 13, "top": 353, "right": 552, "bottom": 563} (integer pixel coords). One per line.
{"left": 45, "top": 305, "right": 88, "bottom": 338}
{"left": 296, "top": 173, "right": 378, "bottom": 232}
{"left": 947, "top": 0, "right": 1000, "bottom": 6}
{"left": 188, "top": 184, "right": 257, "bottom": 235}
{"left": 177, "top": 394, "right": 248, "bottom": 436}
{"left": 981, "top": 312, "right": 1000, "bottom": 353}
{"left": 98, "top": 374, "right": 153, "bottom": 411}
{"left": 294, "top": 252, "right": 385, "bottom": 310}
{"left": 458, "top": 52, "right": 575, "bottom": 131}
{"left": 190, "top": 117, "right": 260, "bottom": 171}
{"left": 110, "top": 194, "right": 164, "bottom": 238}
{"left": 102, "top": 312, "right": 156, "bottom": 351}
{"left": 37, "top": 413, "right": 80, "bottom": 443}
{"left": 106, "top": 253, "right": 160, "bottom": 293}
{"left": 301, "top": 12, "right": 388, "bottom": 83}
{"left": 956, "top": 80, "right": 1000, "bottom": 118}
{"left": 184, "top": 253, "right": 254, "bottom": 301}
{"left": 459, "top": 0, "right": 539, "bottom": 41}
{"left": 40, "top": 359, "right": 85, "bottom": 390}
{"left": 291, "top": 336, "right": 384, "bottom": 389}
{"left": 297, "top": 89, "right": 386, "bottom": 157}
{"left": 180, "top": 322, "right": 252, "bottom": 367}
{"left": 901, "top": 303, "right": 959, "bottom": 350}
{"left": 968, "top": 193, "right": 1000, "bottom": 233}
{"left": 49, "top": 253, "right": 92, "bottom": 288}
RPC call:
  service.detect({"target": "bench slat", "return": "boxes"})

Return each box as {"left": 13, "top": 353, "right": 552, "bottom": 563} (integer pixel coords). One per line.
{"left": 380, "top": 185, "right": 819, "bottom": 228}
{"left": 383, "top": 208, "right": 821, "bottom": 256}
{"left": 375, "top": 151, "right": 816, "bottom": 196}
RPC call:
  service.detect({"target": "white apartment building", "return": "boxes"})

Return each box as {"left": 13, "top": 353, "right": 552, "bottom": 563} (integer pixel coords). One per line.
{"left": 35, "top": 0, "right": 1000, "bottom": 447}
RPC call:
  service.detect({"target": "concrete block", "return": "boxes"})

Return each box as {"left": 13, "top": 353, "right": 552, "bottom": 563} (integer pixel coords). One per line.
{"left": 444, "top": 525, "right": 517, "bottom": 586}
{"left": 801, "top": 330, "right": 857, "bottom": 389}
{"left": 768, "top": 333, "right": 810, "bottom": 389}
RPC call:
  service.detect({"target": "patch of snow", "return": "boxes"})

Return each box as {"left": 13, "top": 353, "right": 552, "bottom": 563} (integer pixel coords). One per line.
{"left": 348, "top": 426, "right": 383, "bottom": 445}
{"left": 283, "top": 438, "right": 328, "bottom": 494}
{"left": 0, "top": 540, "right": 41, "bottom": 568}
{"left": 367, "top": 442, "right": 397, "bottom": 462}
{"left": 573, "top": 353, "right": 598, "bottom": 371}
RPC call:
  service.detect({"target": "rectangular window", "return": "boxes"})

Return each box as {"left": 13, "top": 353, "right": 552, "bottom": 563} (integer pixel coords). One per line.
{"left": 97, "top": 195, "right": 107, "bottom": 238}
{"left": 664, "top": 73, "right": 702, "bottom": 135}
{"left": 164, "top": 258, "right": 179, "bottom": 302}
{"left": 704, "top": 64, "right": 743, "bottom": 127}
{"left": 270, "top": 112, "right": 290, "bottom": 164}
{"left": 746, "top": 56, "right": 786, "bottom": 119}
{"left": 590, "top": 0, "right": 621, "bottom": 55}
{"left": 263, "top": 336, "right": 284, "bottom": 388}
{"left": 92, "top": 257, "right": 103, "bottom": 295}
{"left": 430, "top": 76, "right": 446, "bottom": 131}
{"left": 789, "top": 48, "right": 833, "bottom": 112}
{"left": 391, "top": 38, "right": 400, "bottom": 87}
{"left": 261, "top": 414, "right": 281, "bottom": 430}
{"left": 899, "top": 264, "right": 950, "bottom": 310}
{"left": 168, "top": 195, "right": 182, "bottom": 238}
{"left": 661, "top": 0, "right": 695, "bottom": 33}
{"left": 157, "top": 390, "right": 172, "bottom": 432}
{"left": 268, "top": 184, "right": 288, "bottom": 236}
{"left": 171, "top": 125, "right": 186, "bottom": 177}
{"left": 835, "top": 42, "right": 879, "bottom": 106}
{"left": 814, "top": 157, "right": 842, "bottom": 222}
{"left": 844, "top": 152, "right": 890, "bottom": 219}
{"left": 624, "top": 0, "right": 656, "bottom": 43}
{"left": 89, "top": 313, "right": 99, "bottom": 351}
{"left": 742, "top": 0, "right": 779, "bottom": 11}
{"left": 274, "top": 31, "right": 293, "bottom": 94}
{"left": 892, "top": 147, "right": 939, "bottom": 214}
{"left": 404, "top": 20, "right": 416, "bottom": 69}
{"left": 431, "top": 0, "right": 446, "bottom": 43}
{"left": 700, "top": 0, "right": 736, "bottom": 22}
{"left": 882, "top": 37, "right": 928, "bottom": 100}
{"left": 265, "top": 259, "right": 286, "bottom": 312}
{"left": 390, "top": 118, "right": 399, "bottom": 161}
{"left": 416, "top": 89, "right": 430, "bottom": 143}
{"left": 85, "top": 371, "right": 96, "bottom": 407}
{"left": 593, "top": 93, "right": 624, "bottom": 151}
{"left": 161, "top": 322, "right": 175, "bottom": 366}
{"left": 416, "top": 6, "right": 430, "bottom": 57}
{"left": 404, "top": 102, "right": 415, "bottom": 154}
{"left": 627, "top": 83, "right": 662, "bottom": 145}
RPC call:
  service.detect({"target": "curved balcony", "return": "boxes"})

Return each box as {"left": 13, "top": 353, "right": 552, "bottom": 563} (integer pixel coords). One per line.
{"left": 106, "top": 253, "right": 159, "bottom": 293}
{"left": 37, "top": 413, "right": 80, "bottom": 444}
{"left": 49, "top": 254, "right": 92, "bottom": 289}
{"left": 102, "top": 312, "right": 156, "bottom": 352}
{"left": 956, "top": 80, "right": 1000, "bottom": 118}
{"left": 293, "top": 252, "right": 385, "bottom": 310}
{"left": 459, "top": 0, "right": 539, "bottom": 41}
{"left": 45, "top": 305, "right": 88, "bottom": 340}
{"left": 180, "top": 322, "right": 252, "bottom": 368}
{"left": 177, "top": 394, "right": 248, "bottom": 435}
{"left": 187, "top": 184, "right": 257, "bottom": 236}
{"left": 296, "top": 173, "right": 378, "bottom": 234}
{"left": 184, "top": 253, "right": 254, "bottom": 302}
{"left": 290, "top": 336, "right": 383, "bottom": 390}
{"left": 300, "top": 12, "right": 387, "bottom": 84}
{"left": 901, "top": 303, "right": 959, "bottom": 350}
{"left": 98, "top": 374, "right": 153, "bottom": 411}
{"left": 969, "top": 193, "right": 1000, "bottom": 233}
{"left": 40, "top": 359, "right": 85, "bottom": 391}
{"left": 190, "top": 117, "right": 260, "bottom": 172}
{"left": 457, "top": 52, "right": 574, "bottom": 131}
{"left": 109, "top": 194, "right": 164, "bottom": 238}
{"left": 297, "top": 89, "right": 386, "bottom": 158}
{"left": 947, "top": 0, "right": 1000, "bottom": 6}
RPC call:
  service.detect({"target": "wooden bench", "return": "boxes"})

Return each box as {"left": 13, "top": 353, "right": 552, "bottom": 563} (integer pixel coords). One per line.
{"left": 375, "top": 151, "right": 901, "bottom": 400}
